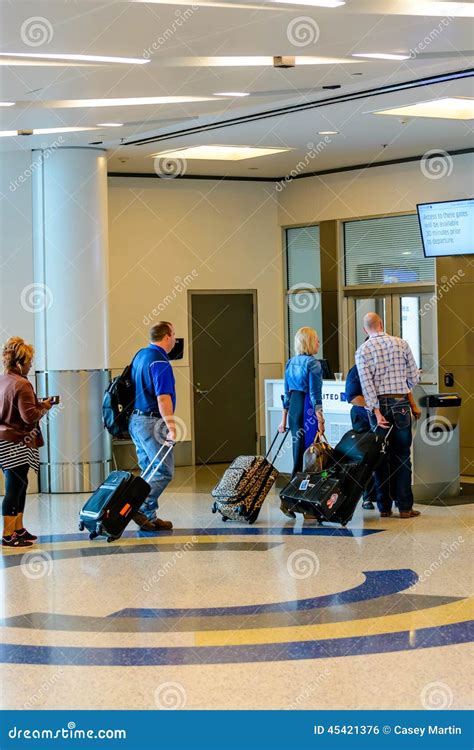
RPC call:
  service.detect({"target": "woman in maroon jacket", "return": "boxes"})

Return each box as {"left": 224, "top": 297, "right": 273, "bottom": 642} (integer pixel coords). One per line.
{"left": 0, "top": 337, "right": 53, "bottom": 547}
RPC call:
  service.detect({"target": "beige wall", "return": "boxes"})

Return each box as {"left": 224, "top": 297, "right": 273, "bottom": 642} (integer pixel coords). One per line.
{"left": 277, "top": 154, "right": 474, "bottom": 224}
{"left": 107, "top": 177, "right": 284, "bottom": 439}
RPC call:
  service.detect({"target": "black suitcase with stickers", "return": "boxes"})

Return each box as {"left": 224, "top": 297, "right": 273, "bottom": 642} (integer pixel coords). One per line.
{"left": 280, "top": 428, "right": 390, "bottom": 526}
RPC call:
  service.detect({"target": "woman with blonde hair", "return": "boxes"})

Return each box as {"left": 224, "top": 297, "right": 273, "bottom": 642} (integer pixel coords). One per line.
{"left": 278, "top": 327, "right": 324, "bottom": 515}
{"left": 0, "top": 337, "right": 53, "bottom": 547}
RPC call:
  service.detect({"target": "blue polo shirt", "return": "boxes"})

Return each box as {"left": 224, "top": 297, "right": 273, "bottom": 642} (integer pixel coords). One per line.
{"left": 131, "top": 344, "right": 176, "bottom": 413}
{"left": 345, "top": 364, "right": 370, "bottom": 425}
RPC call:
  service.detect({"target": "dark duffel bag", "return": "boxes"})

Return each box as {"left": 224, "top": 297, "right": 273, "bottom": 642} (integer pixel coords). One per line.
{"left": 332, "top": 429, "right": 385, "bottom": 469}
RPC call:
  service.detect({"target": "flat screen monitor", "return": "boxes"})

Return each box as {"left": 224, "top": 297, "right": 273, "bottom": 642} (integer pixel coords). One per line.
{"left": 318, "top": 358, "right": 334, "bottom": 380}
{"left": 168, "top": 338, "right": 184, "bottom": 360}
{"left": 417, "top": 199, "right": 474, "bottom": 257}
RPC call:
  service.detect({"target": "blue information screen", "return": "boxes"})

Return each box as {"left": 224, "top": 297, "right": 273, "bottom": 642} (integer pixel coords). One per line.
{"left": 417, "top": 199, "right": 474, "bottom": 257}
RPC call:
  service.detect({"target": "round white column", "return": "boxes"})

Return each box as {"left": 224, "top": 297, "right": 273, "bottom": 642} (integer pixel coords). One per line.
{"left": 32, "top": 147, "right": 112, "bottom": 492}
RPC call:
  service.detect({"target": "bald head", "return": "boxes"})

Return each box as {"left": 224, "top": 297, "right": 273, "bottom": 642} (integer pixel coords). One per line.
{"left": 363, "top": 312, "right": 384, "bottom": 334}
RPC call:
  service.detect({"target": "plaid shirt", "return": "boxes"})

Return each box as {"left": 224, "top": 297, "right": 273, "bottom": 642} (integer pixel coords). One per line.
{"left": 355, "top": 332, "right": 420, "bottom": 411}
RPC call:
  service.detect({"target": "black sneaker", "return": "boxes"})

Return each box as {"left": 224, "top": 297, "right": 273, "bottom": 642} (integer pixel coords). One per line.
{"left": 16, "top": 528, "right": 38, "bottom": 541}
{"left": 2, "top": 534, "right": 34, "bottom": 548}
{"left": 362, "top": 500, "right": 375, "bottom": 510}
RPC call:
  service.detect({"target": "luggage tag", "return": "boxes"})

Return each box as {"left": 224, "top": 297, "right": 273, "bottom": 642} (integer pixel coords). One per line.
{"left": 299, "top": 477, "right": 310, "bottom": 491}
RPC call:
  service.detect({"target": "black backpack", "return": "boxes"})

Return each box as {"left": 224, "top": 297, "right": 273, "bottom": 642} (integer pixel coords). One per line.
{"left": 102, "top": 362, "right": 135, "bottom": 439}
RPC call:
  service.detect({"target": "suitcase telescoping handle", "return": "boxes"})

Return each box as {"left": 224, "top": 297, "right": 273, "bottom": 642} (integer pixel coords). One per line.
{"left": 265, "top": 428, "right": 290, "bottom": 465}
{"left": 141, "top": 441, "right": 174, "bottom": 484}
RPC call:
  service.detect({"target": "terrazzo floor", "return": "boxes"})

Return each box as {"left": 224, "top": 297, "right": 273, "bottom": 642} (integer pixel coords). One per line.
{"left": 0, "top": 464, "right": 472, "bottom": 711}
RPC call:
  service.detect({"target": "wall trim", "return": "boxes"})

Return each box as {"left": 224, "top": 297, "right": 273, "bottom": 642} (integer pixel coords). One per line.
{"left": 108, "top": 148, "right": 474, "bottom": 185}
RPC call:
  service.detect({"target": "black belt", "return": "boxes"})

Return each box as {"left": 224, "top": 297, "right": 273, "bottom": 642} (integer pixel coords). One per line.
{"left": 131, "top": 409, "right": 161, "bottom": 418}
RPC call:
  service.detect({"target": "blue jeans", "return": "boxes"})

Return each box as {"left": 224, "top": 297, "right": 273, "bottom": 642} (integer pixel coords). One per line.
{"left": 128, "top": 414, "right": 174, "bottom": 520}
{"left": 369, "top": 397, "right": 414, "bottom": 513}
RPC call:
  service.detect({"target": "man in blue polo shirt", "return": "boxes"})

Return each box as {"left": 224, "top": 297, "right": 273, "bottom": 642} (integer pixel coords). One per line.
{"left": 129, "top": 321, "right": 177, "bottom": 531}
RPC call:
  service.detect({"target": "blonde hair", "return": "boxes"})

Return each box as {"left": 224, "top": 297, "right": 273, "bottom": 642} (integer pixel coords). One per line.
{"left": 294, "top": 327, "right": 319, "bottom": 356}
{"left": 2, "top": 336, "right": 34, "bottom": 373}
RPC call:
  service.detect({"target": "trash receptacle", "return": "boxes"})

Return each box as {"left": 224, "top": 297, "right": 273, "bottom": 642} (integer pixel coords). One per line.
{"left": 412, "top": 392, "right": 462, "bottom": 502}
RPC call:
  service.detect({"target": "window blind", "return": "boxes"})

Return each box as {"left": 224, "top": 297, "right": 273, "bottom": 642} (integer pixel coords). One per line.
{"left": 286, "top": 225, "right": 321, "bottom": 290}
{"left": 344, "top": 214, "right": 435, "bottom": 286}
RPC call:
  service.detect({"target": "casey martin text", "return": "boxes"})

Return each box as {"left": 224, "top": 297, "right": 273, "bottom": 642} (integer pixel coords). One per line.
{"left": 394, "top": 725, "right": 461, "bottom": 736}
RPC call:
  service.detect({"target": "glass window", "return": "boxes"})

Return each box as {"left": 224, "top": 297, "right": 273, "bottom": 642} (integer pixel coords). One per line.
{"left": 344, "top": 214, "right": 435, "bottom": 286}
{"left": 285, "top": 226, "right": 322, "bottom": 357}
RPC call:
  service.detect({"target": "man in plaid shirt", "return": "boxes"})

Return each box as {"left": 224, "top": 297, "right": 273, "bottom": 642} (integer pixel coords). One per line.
{"left": 355, "top": 312, "right": 421, "bottom": 519}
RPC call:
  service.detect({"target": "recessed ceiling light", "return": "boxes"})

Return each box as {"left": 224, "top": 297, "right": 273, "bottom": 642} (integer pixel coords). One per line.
{"left": 97, "top": 122, "right": 124, "bottom": 127}
{"left": 371, "top": 97, "right": 474, "bottom": 120}
{"left": 416, "top": 2, "right": 474, "bottom": 17}
{"left": 214, "top": 92, "right": 250, "bottom": 97}
{"left": 0, "top": 126, "right": 97, "bottom": 137}
{"left": 151, "top": 145, "right": 292, "bottom": 161}
{"left": 272, "top": 0, "right": 345, "bottom": 5}
{"left": 352, "top": 53, "right": 410, "bottom": 61}
{"left": 169, "top": 55, "right": 354, "bottom": 67}
{"left": 132, "top": 0, "right": 345, "bottom": 8}
{"left": 0, "top": 52, "right": 149, "bottom": 65}
{"left": 39, "top": 96, "right": 218, "bottom": 108}
{"left": 318, "top": 130, "right": 339, "bottom": 135}
{"left": 0, "top": 101, "right": 15, "bottom": 107}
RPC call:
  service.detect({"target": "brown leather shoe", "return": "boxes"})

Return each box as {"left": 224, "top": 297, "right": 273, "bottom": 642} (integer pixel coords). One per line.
{"left": 132, "top": 512, "right": 157, "bottom": 531}
{"left": 151, "top": 518, "right": 173, "bottom": 530}
{"left": 380, "top": 511, "right": 393, "bottom": 517}
{"left": 399, "top": 509, "right": 421, "bottom": 518}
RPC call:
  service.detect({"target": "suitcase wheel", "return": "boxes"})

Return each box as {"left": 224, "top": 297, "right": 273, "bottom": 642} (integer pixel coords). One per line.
{"left": 78, "top": 521, "right": 85, "bottom": 531}
{"left": 211, "top": 503, "right": 217, "bottom": 514}
{"left": 222, "top": 516, "right": 228, "bottom": 522}
{"left": 89, "top": 531, "right": 98, "bottom": 540}
{"left": 106, "top": 536, "right": 115, "bottom": 543}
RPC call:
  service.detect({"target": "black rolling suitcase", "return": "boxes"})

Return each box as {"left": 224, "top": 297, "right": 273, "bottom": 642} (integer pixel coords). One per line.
{"left": 79, "top": 443, "right": 173, "bottom": 541}
{"left": 211, "top": 430, "right": 289, "bottom": 524}
{"left": 280, "top": 428, "right": 391, "bottom": 526}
